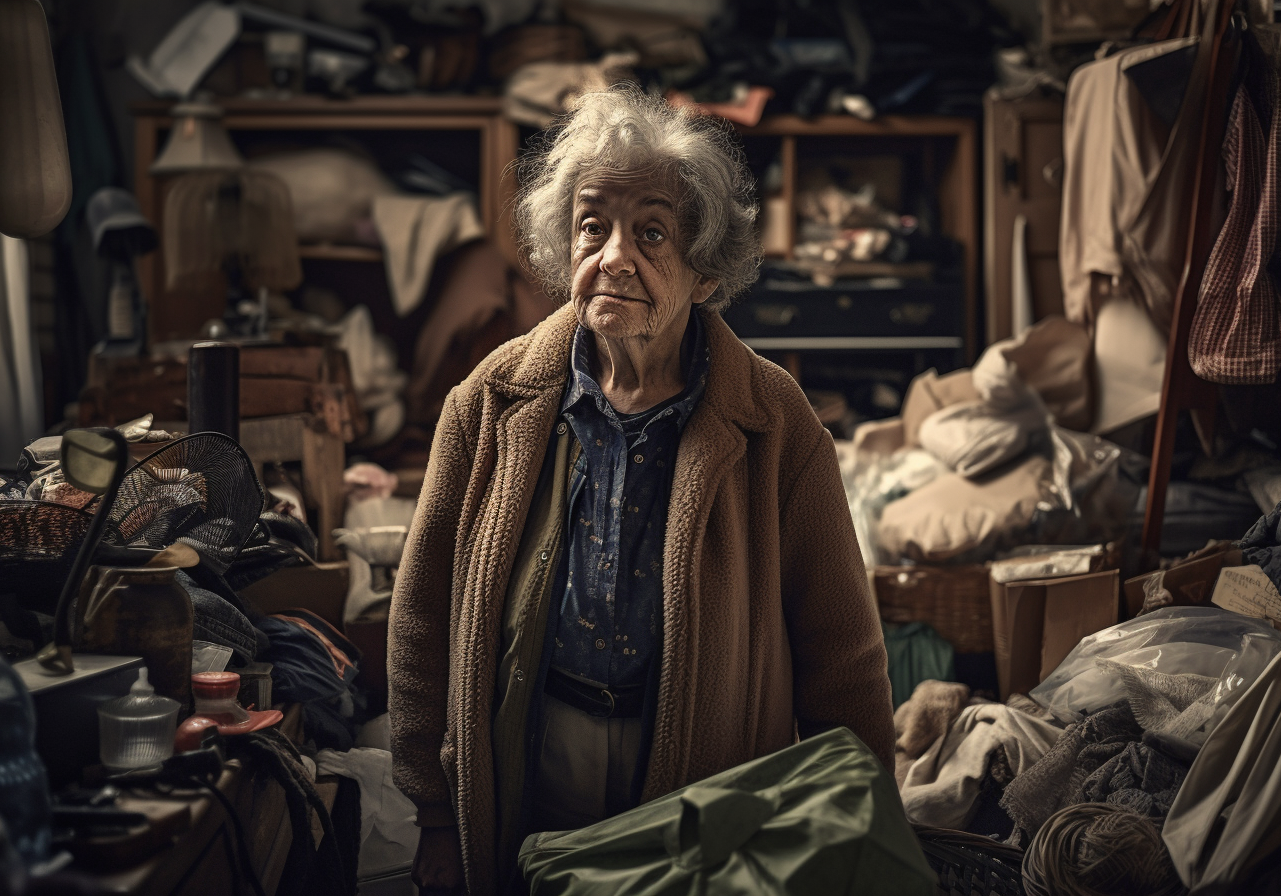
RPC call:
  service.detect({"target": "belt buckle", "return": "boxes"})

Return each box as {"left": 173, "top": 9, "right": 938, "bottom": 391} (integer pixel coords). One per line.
{"left": 599, "top": 688, "right": 616, "bottom": 717}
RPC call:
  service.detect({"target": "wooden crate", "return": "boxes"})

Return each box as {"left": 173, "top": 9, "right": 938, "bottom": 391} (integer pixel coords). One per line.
{"left": 79, "top": 343, "right": 366, "bottom": 443}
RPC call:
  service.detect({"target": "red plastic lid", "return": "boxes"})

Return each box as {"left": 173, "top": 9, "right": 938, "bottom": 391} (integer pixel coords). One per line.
{"left": 191, "top": 671, "right": 240, "bottom": 699}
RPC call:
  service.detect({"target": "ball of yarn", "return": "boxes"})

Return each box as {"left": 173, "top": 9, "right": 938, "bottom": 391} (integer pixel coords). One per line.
{"left": 1022, "top": 803, "right": 1183, "bottom": 896}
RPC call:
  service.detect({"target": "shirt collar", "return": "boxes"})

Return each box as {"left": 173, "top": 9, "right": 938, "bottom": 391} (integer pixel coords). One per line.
{"left": 561, "top": 309, "right": 709, "bottom": 430}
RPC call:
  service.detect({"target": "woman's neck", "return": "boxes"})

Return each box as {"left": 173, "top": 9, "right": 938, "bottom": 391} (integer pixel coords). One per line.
{"left": 589, "top": 315, "right": 692, "bottom": 414}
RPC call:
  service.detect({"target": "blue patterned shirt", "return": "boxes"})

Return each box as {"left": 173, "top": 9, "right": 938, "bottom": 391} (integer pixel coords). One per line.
{"left": 552, "top": 311, "right": 709, "bottom": 689}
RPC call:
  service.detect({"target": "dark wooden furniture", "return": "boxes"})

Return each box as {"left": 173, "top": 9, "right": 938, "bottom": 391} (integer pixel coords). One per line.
{"left": 983, "top": 91, "right": 1066, "bottom": 344}
{"left": 734, "top": 114, "right": 980, "bottom": 362}
{"left": 1140, "top": 1, "right": 1238, "bottom": 562}
{"left": 132, "top": 95, "right": 521, "bottom": 343}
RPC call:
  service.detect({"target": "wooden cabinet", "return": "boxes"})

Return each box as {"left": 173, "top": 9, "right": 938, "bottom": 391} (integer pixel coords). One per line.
{"left": 133, "top": 95, "right": 519, "bottom": 343}
{"left": 984, "top": 92, "right": 1066, "bottom": 344}
{"left": 724, "top": 114, "right": 978, "bottom": 391}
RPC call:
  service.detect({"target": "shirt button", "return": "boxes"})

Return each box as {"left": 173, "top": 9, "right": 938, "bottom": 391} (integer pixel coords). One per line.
{"left": 539, "top": 550, "right": 549, "bottom": 562}
{"left": 557, "top": 422, "right": 567, "bottom": 435}
{"left": 595, "top": 638, "right": 606, "bottom": 650}
{"left": 633, "top": 454, "right": 644, "bottom": 463}
{"left": 514, "top": 668, "right": 525, "bottom": 682}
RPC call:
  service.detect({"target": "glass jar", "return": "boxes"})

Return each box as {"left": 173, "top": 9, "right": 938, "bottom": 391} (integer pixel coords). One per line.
{"left": 97, "top": 667, "right": 181, "bottom": 771}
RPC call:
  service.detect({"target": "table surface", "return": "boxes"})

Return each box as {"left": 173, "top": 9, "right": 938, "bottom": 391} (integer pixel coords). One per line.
{"left": 67, "top": 706, "right": 335, "bottom": 896}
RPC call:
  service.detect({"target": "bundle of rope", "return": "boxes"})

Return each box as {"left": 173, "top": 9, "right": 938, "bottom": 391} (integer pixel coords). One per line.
{"left": 1022, "top": 803, "right": 1183, "bottom": 896}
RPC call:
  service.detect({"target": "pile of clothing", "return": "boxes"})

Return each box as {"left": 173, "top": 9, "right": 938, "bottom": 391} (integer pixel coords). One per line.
{"left": 843, "top": 315, "right": 1139, "bottom": 568}
{"left": 894, "top": 592, "right": 1281, "bottom": 892}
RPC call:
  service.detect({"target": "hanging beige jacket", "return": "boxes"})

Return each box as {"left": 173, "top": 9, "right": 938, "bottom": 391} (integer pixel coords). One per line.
{"left": 388, "top": 304, "right": 894, "bottom": 895}
{"left": 1059, "top": 35, "right": 1203, "bottom": 333}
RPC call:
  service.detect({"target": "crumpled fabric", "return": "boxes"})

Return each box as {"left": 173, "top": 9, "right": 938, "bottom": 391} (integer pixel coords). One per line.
{"left": 1000, "top": 702, "right": 1190, "bottom": 842}
{"left": 1239, "top": 501, "right": 1281, "bottom": 595}
{"left": 1079, "top": 740, "right": 1187, "bottom": 819}
{"left": 372, "top": 193, "right": 485, "bottom": 317}
{"left": 1188, "top": 38, "right": 1281, "bottom": 385}
{"left": 882, "top": 623, "right": 955, "bottom": 710}
{"left": 894, "top": 680, "right": 971, "bottom": 784}
{"left": 918, "top": 399, "right": 1049, "bottom": 479}
{"left": 1097, "top": 658, "right": 1218, "bottom": 741}
{"left": 333, "top": 305, "right": 407, "bottom": 448}
{"left": 900, "top": 703, "right": 1062, "bottom": 831}
{"left": 314, "top": 746, "right": 419, "bottom": 880}
{"left": 917, "top": 327, "right": 1053, "bottom": 479}
{"left": 175, "top": 569, "right": 260, "bottom": 665}
{"left": 519, "top": 727, "right": 935, "bottom": 896}
{"left": 256, "top": 609, "right": 362, "bottom": 750}
{"left": 503, "top": 51, "right": 638, "bottom": 127}
{"left": 1163, "top": 649, "right": 1281, "bottom": 892}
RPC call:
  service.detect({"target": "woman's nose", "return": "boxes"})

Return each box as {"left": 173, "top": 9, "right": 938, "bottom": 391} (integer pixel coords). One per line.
{"left": 600, "top": 228, "right": 635, "bottom": 276}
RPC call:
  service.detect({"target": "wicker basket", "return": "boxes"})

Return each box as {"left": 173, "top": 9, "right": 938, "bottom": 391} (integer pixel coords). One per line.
{"left": 914, "top": 826, "right": 1026, "bottom": 896}
{"left": 874, "top": 565, "right": 993, "bottom": 654}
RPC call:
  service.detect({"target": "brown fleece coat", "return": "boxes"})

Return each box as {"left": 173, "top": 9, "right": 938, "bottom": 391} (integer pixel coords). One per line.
{"left": 388, "top": 304, "right": 894, "bottom": 895}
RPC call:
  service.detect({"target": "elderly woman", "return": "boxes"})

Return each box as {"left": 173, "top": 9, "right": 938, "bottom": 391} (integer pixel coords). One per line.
{"left": 389, "top": 87, "right": 894, "bottom": 895}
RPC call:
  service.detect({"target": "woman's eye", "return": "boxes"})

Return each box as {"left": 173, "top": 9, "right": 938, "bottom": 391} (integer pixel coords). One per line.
{"left": 642, "top": 228, "right": 664, "bottom": 243}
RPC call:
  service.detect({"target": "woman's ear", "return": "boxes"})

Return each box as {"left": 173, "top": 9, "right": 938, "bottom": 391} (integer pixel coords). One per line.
{"left": 691, "top": 276, "right": 720, "bottom": 306}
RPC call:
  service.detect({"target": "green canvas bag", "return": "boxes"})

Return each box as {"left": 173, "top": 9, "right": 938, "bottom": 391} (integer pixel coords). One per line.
{"left": 519, "top": 727, "right": 935, "bottom": 895}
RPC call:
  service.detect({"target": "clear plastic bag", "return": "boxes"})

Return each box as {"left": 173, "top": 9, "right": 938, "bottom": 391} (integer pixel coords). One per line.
{"left": 843, "top": 448, "right": 948, "bottom": 569}
{"left": 1031, "top": 606, "right": 1281, "bottom": 725}
{"left": 1028, "top": 426, "right": 1143, "bottom": 547}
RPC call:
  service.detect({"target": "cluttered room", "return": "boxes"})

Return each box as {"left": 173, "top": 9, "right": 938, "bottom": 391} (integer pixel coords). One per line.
{"left": 4, "top": 0, "right": 1281, "bottom": 893}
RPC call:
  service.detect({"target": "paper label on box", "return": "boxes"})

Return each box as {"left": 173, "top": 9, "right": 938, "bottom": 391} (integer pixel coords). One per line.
{"left": 1211, "top": 565, "right": 1281, "bottom": 623}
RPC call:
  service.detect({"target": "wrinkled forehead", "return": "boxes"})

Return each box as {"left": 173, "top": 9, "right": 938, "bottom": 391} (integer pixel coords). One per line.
{"left": 573, "top": 166, "right": 682, "bottom": 213}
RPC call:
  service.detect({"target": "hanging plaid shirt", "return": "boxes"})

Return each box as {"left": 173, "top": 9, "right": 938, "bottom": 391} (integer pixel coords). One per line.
{"left": 1189, "top": 45, "right": 1281, "bottom": 385}
{"left": 551, "top": 311, "right": 709, "bottom": 689}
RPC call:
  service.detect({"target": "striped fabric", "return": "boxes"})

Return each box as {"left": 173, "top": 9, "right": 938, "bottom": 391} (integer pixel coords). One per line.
{"left": 1189, "top": 67, "right": 1281, "bottom": 384}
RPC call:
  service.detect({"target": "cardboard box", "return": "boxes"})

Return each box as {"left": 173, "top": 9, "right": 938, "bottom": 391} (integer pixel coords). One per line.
{"left": 990, "top": 569, "right": 1119, "bottom": 698}
{"left": 989, "top": 543, "right": 1117, "bottom": 585}
{"left": 1122, "top": 549, "right": 1243, "bottom": 619}
{"left": 241, "top": 560, "right": 349, "bottom": 629}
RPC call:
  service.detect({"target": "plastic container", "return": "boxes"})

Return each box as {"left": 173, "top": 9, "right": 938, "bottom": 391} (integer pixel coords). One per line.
{"left": 0, "top": 655, "right": 52, "bottom": 865}
{"left": 191, "top": 671, "right": 250, "bottom": 726}
{"left": 97, "top": 667, "right": 181, "bottom": 771}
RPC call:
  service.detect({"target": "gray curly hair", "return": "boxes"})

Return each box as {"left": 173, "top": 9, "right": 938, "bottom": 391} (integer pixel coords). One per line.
{"left": 513, "top": 86, "right": 761, "bottom": 313}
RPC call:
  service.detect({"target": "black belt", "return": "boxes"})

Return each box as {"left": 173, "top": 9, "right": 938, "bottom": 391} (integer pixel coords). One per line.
{"left": 545, "top": 667, "right": 645, "bottom": 719}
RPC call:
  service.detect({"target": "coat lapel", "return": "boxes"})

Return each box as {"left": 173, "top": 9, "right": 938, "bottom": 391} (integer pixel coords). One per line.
{"left": 646, "top": 310, "right": 772, "bottom": 797}
{"left": 452, "top": 306, "right": 576, "bottom": 895}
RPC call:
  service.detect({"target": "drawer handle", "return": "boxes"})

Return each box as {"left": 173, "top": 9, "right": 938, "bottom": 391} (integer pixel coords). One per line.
{"left": 889, "top": 303, "right": 935, "bottom": 326}
{"left": 753, "top": 304, "right": 799, "bottom": 327}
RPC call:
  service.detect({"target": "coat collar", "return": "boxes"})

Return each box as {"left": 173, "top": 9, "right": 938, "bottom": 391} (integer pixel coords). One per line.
{"left": 484, "top": 304, "right": 773, "bottom": 434}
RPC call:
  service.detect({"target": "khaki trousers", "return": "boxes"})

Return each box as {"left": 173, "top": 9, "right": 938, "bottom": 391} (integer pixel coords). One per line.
{"left": 528, "top": 694, "right": 643, "bottom": 832}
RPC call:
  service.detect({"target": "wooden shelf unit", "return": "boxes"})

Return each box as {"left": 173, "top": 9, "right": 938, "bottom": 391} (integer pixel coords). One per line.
{"left": 134, "top": 100, "right": 977, "bottom": 357}
{"left": 734, "top": 114, "right": 980, "bottom": 360}
{"left": 296, "top": 243, "right": 384, "bottom": 263}
{"left": 133, "top": 94, "right": 520, "bottom": 342}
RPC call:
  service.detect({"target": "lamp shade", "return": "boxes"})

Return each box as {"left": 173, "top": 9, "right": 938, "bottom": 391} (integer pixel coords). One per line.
{"left": 150, "top": 101, "right": 244, "bottom": 174}
{"left": 0, "top": 0, "right": 72, "bottom": 238}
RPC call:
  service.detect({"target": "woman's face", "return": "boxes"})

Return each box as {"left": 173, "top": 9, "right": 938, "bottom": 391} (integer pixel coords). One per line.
{"left": 569, "top": 171, "right": 718, "bottom": 343}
